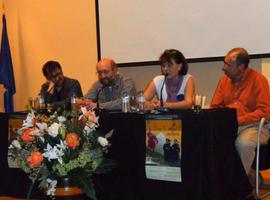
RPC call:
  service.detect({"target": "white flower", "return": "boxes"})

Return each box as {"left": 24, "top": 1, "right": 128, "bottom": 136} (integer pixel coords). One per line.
{"left": 9, "top": 140, "right": 21, "bottom": 149}
{"left": 29, "top": 128, "right": 41, "bottom": 136}
{"left": 83, "top": 126, "right": 91, "bottom": 135}
{"left": 43, "top": 143, "right": 64, "bottom": 164}
{"left": 80, "top": 106, "right": 88, "bottom": 115}
{"left": 98, "top": 137, "right": 109, "bottom": 147}
{"left": 48, "top": 122, "right": 61, "bottom": 137}
{"left": 79, "top": 107, "right": 99, "bottom": 129}
{"left": 57, "top": 116, "right": 66, "bottom": 123}
{"left": 46, "top": 179, "right": 57, "bottom": 196}
{"left": 83, "top": 125, "right": 96, "bottom": 136}
{"left": 36, "top": 122, "right": 48, "bottom": 133}
{"left": 56, "top": 140, "right": 67, "bottom": 151}
{"left": 22, "top": 112, "right": 35, "bottom": 128}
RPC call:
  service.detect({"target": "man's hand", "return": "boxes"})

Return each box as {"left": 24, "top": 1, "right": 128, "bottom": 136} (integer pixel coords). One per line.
{"left": 82, "top": 99, "right": 97, "bottom": 110}
{"left": 47, "top": 80, "right": 55, "bottom": 94}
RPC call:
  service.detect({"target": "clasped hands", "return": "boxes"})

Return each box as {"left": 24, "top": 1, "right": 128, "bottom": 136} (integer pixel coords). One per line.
{"left": 145, "top": 100, "right": 161, "bottom": 110}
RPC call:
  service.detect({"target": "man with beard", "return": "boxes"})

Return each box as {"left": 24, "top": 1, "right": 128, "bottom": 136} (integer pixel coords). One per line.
{"left": 84, "top": 58, "right": 136, "bottom": 110}
{"left": 211, "top": 47, "right": 270, "bottom": 178}
{"left": 40, "top": 60, "right": 83, "bottom": 108}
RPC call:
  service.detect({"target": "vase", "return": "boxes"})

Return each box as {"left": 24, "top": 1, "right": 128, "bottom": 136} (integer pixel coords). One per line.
{"left": 45, "top": 177, "right": 88, "bottom": 200}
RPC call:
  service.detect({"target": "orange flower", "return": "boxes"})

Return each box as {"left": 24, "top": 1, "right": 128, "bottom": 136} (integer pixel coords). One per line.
{"left": 21, "top": 128, "right": 36, "bottom": 142}
{"left": 65, "top": 132, "right": 79, "bottom": 149}
{"left": 27, "top": 151, "right": 43, "bottom": 168}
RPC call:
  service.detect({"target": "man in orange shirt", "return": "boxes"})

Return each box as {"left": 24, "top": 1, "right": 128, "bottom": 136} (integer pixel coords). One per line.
{"left": 211, "top": 47, "right": 270, "bottom": 175}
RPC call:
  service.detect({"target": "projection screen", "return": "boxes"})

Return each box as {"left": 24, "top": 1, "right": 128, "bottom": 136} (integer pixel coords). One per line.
{"left": 97, "top": 0, "right": 270, "bottom": 65}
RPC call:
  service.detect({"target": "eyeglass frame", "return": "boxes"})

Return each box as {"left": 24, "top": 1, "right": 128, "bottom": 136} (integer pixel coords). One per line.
{"left": 47, "top": 70, "right": 63, "bottom": 81}
{"left": 96, "top": 69, "right": 112, "bottom": 76}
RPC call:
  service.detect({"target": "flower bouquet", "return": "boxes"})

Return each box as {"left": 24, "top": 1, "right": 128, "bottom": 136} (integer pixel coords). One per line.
{"left": 9, "top": 106, "right": 114, "bottom": 200}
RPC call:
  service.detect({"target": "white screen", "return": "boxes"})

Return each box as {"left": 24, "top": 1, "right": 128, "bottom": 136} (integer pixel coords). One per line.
{"left": 98, "top": 0, "right": 270, "bottom": 63}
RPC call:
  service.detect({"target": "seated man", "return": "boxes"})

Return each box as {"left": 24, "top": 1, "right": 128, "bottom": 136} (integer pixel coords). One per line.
{"left": 211, "top": 47, "right": 270, "bottom": 175}
{"left": 84, "top": 58, "right": 136, "bottom": 110}
{"left": 40, "top": 60, "right": 83, "bottom": 108}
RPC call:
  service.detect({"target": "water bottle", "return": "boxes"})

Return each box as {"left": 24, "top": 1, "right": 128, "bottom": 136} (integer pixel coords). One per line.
{"left": 122, "top": 91, "right": 130, "bottom": 113}
{"left": 70, "top": 92, "right": 77, "bottom": 112}
{"left": 38, "top": 94, "right": 46, "bottom": 111}
{"left": 137, "top": 89, "right": 145, "bottom": 112}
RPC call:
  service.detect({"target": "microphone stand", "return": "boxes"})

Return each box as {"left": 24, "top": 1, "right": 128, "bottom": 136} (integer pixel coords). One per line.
{"left": 157, "top": 73, "right": 168, "bottom": 112}
{"left": 95, "top": 86, "right": 103, "bottom": 115}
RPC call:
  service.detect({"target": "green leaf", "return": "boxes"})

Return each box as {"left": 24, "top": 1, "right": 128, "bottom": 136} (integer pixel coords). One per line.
{"left": 27, "top": 180, "right": 35, "bottom": 200}
{"left": 72, "top": 175, "right": 97, "bottom": 200}
{"left": 59, "top": 127, "right": 66, "bottom": 139}
{"left": 105, "top": 129, "right": 114, "bottom": 139}
{"left": 95, "top": 158, "right": 118, "bottom": 174}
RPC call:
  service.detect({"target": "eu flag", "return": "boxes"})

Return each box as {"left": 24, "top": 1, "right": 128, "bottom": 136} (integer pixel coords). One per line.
{"left": 0, "top": 15, "right": 16, "bottom": 113}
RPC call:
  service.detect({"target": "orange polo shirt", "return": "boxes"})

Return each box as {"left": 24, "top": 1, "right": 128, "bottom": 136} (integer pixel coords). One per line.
{"left": 211, "top": 68, "right": 270, "bottom": 126}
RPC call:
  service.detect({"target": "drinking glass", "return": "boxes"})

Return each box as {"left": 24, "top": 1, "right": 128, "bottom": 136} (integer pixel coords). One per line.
{"left": 194, "top": 95, "right": 203, "bottom": 113}
{"left": 28, "top": 97, "right": 38, "bottom": 110}
{"left": 130, "top": 96, "right": 138, "bottom": 112}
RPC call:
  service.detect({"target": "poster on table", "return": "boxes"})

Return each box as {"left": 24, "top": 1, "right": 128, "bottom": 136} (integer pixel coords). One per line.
{"left": 145, "top": 114, "right": 182, "bottom": 182}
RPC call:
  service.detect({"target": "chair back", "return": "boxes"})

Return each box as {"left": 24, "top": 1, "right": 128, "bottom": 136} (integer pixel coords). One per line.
{"left": 252, "top": 118, "right": 270, "bottom": 170}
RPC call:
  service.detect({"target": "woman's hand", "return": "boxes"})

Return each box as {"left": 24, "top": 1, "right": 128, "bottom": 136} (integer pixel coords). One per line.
{"left": 145, "top": 100, "right": 160, "bottom": 110}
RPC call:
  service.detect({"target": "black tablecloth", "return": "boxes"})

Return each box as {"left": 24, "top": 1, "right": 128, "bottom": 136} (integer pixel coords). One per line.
{"left": 96, "top": 108, "right": 251, "bottom": 200}
{"left": 0, "top": 108, "right": 251, "bottom": 200}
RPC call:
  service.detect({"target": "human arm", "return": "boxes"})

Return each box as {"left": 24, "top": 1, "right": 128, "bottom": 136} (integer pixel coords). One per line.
{"left": 144, "top": 80, "right": 160, "bottom": 110}
{"left": 40, "top": 79, "right": 83, "bottom": 107}
{"left": 84, "top": 82, "right": 102, "bottom": 110}
{"left": 144, "top": 80, "right": 157, "bottom": 101}
{"left": 84, "top": 77, "right": 137, "bottom": 110}
{"left": 211, "top": 75, "right": 270, "bottom": 125}
{"left": 40, "top": 82, "right": 56, "bottom": 103}
{"left": 233, "top": 76, "right": 270, "bottom": 125}
{"left": 46, "top": 80, "right": 55, "bottom": 94}
{"left": 210, "top": 79, "right": 226, "bottom": 108}
{"left": 98, "top": 77, "right": 137, "bottom": 110}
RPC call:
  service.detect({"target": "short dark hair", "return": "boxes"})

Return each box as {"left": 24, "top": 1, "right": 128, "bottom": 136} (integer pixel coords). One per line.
{"left": 227, "top": 47, "right": 250, "bottom": 69}
{"left": 42, "top": 61, "right": 62, "bottom": 78}
{"left": 159, "top": 49, "right": 188, "bottom": 75}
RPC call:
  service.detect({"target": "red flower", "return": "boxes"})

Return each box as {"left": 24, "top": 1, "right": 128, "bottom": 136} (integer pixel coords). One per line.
{"left": 27, "top": 151, "right": 43, "bottom": 168}
{"left": 21, "top": 128, "right": 36, "bottom": 142}
{"left": 65, "top": 132, "right": 80, "bottom": 149}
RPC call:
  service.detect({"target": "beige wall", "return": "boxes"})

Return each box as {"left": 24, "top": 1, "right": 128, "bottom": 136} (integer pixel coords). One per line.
{"left": 1, "top": 0, "right": 98, "bottom": 111}
{"left": 0, "top": 0, "right": 269, "bottom": 111}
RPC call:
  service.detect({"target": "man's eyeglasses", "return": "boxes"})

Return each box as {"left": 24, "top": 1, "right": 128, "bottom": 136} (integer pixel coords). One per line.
{"left": 223, "top": 61, "right": 234, "bottom": 67}
{"left": 48, "top": 71, "right": 63, "bottom": 80}
{"left": 96, "top": 70, "right": 111, "bottom": 75}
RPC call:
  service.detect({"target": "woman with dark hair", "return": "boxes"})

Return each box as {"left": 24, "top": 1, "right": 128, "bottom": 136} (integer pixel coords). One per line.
{"left": 144, "top": 49, "right": 195, "bottom": 109}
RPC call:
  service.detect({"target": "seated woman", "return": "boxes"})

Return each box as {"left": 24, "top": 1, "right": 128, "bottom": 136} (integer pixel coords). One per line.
{"left": 144, "top": 49, "right": 195, "bottom": 110}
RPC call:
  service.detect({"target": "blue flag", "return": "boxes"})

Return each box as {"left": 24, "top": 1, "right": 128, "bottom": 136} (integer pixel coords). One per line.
{"left": 0, "top": 15, "right": 16, "bottom": 113}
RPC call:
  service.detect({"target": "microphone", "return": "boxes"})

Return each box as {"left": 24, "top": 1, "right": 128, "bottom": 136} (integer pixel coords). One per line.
{"left": 95, "top": 86, "right": 104, "bottom": 115}
{"left": 160, "top": 73, "right": 168, "bottom": 107}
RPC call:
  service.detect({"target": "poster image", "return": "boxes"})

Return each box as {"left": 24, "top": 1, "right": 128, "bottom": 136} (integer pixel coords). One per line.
{"left": 145, "top": 114, "right": 182, "bottom": 182}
